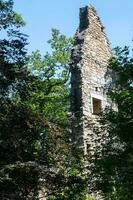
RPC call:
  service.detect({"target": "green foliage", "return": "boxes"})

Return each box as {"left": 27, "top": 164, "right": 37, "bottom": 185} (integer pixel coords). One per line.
{"left": 28, "top": 29, "right": 73, "bottom": 80}
{"left": 27, "top": 29, "right": 92, "bottom": 199}
{"left": 27, "top": 29, "right": 73, "bottom": 126}
{"left": 0, "top": 1, "right": 90, "bottom": 199}
{"left": 94, "top": 46, "right": 133, "bottom": 200}
{"left": 14, "top": 12, "right": 26, "bottom": 26}
{"left": 0, "top": 0, "right": 25, "bottom": 30}
{"left": 0, "top": 1, "right": 43, "bottom": 199}
{"left": 85, "top": 194, "right": 95, "bottom": 200}
{"left": 46, "top": 156, "right": 89, "bottom": 200}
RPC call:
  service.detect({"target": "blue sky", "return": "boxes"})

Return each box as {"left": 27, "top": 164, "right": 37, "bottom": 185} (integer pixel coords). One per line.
{"left": 14, "top": 0, "right": 133, "bottom": 53}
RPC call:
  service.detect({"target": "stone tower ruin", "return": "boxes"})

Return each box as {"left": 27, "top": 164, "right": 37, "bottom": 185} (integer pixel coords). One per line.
{"left": 70, "top": 5, "right": 113, "bottom": 156}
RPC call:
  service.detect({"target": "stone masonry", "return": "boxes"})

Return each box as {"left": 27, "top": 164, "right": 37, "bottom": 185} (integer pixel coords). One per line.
{"left": 70, "top": 5, "right": 114, "bottom": 199}
{"left": 71, "top": 4, "right": 112, "bottom": 154}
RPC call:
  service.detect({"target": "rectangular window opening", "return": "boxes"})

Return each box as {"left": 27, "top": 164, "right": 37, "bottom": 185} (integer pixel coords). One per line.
{"left": 92, "top": 97, "right": 102, "bottom": 114}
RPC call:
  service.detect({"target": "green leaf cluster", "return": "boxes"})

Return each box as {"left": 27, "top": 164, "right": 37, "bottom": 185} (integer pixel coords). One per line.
{"left": 0, "top": 1, "right": 90, "bottom": 199}
{"left": 94, "top": 46, "right": 133, "bottom": 200}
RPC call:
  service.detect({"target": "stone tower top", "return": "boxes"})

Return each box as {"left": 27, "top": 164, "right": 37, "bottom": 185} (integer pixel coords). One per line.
{"left": 73, "top": 4, "right": 112, "bottom": 68}
{"left": 79, "top": 5, "right": 101, "bottom": 31}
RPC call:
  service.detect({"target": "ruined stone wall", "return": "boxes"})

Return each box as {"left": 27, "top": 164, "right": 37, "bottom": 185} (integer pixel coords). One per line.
{"left": 71, "top": 5, "right": 112, "bottom": 154}
{"left": 70, "top": 5, "right": 114, "bottom": 199}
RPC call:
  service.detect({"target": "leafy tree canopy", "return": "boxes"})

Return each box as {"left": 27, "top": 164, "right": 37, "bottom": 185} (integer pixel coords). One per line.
{"left": 94, "top": 46, "right": 133, "bottom": 200}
